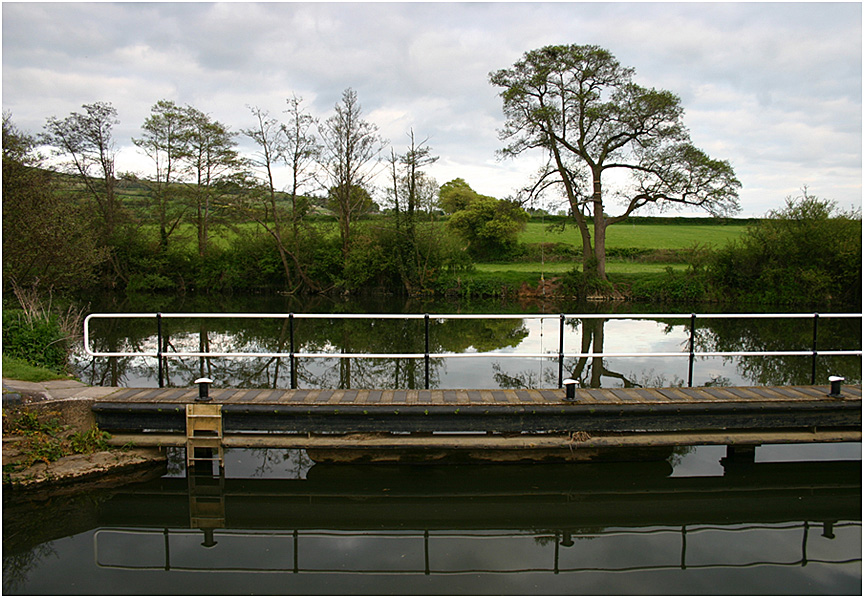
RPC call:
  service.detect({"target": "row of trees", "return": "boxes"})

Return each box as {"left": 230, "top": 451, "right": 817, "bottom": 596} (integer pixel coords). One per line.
{"left": 15, "top": 43, "right": 856, "bottom": 306}
{"left": 3, "top": 88, "right": 529, "bottom": 296}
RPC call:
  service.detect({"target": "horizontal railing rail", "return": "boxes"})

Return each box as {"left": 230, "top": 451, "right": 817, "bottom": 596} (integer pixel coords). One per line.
{"left": 93, "top": 521, "right": 860, "bottom": 575}
{"left": 83, "top": 312, "right": 862, "bottom": 389}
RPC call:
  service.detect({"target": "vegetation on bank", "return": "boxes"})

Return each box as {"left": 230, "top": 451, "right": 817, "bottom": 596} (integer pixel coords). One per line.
{"left": 2, "top": 408, "right": 111, "bottom": 478}
{"left": 2, "top": 105, "right": 860, "bottom": 319}
{"left": 1, "top": 356, "right": 69, "bottom": 383}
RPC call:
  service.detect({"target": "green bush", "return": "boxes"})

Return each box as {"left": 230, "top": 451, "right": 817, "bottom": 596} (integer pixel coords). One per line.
{"left": 2, "top": 309, "right": 67, "bottom": 372}
{"left": 559, "top": 266, "right": 616, "bottom": 300}
{"left": 707, "top": 192, "right": 861, "bottom": 306}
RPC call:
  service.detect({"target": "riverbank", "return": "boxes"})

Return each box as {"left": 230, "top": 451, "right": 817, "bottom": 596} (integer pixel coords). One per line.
{"left": 2, "top": 378, "right": 167, "bottom": 500}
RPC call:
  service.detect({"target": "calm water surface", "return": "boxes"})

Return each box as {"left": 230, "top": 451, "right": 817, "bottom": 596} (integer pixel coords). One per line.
{"left": 4, "top": 294, "right": 861, "bottom": 594}
{"left": 3, "top": 444, "right": 861, "bottom": 595}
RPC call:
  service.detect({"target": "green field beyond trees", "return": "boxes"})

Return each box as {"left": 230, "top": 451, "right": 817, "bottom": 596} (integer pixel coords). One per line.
{"left": 519, "top": 221, "right": 748, "bottom": 250}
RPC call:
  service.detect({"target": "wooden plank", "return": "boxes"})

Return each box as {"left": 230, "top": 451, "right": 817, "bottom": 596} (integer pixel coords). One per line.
{"left": 348, "top": 390, "right": 367, "bottom": 404}
{"left": 492, "top": 391, "right": 510, "bottom": 403}
{"left": 128, "top": 389, "right": 165, "bottom": 401}
{"left": 226, "top": 389, "right": 252, "bottom": 402}
{"left": 308, "top": 390, "right": 330, "bottom": 404}
{"left": 769, "top": 386, "right": 816, "bottom": 400}
{"left": 792, "top": 386, "right": 832, "bottom": 400}
{"left": 538, "top": 390, "right": 563, "bottom": 403}
{"left": 152, "top": 388, "right": 189, "bottom": 401}
{"left": 453, "top": 390, "right": 471, "bottom": 405}
{"left": 721, "top": 387, "right": 761, "bottom": 400}
{"left": 632, "top": 388, "right": 666, "bottom": 403}
{"left": 585, "top": 389, "right": 618, "bottom": 403}
{"left": 747, "top": 386, "right": 786, "bottom": 400}
{"left": 609, "top": 388, "right": 644, "bottom": 403}
{"left": 841, "top": 385, "right": 862, "bottom": 398}
{"left": 514, "top": 390, "right": 533, "bottom": 403}
{"left": 656, "top": 388, "right": 692, "bottom": 402}
{"left": 702, "top": 386, "right": 737, "bottom": 401}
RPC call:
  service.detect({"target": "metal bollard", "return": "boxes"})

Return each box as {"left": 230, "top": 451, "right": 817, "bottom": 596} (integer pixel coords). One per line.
{"left": 195, "top": 377, "right": 213, "bottom": 402}
{"left": 828, "top": 376, "right": 845, "bottom": 398}
{"left": 563, "top": 378, "right": 577, "bottom": 401}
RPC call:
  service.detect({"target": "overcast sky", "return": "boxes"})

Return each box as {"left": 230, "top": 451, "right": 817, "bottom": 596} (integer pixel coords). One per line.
{"left": 3, "top": 2, "right": 861, "bottom": 217}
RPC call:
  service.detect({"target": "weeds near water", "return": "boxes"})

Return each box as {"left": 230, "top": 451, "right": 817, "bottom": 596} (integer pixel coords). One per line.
{"left": 3, "top": 408, "right": 111, "bottom": 474}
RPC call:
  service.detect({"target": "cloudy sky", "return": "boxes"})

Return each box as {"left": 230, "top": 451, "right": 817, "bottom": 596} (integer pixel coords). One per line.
{"left": 3, "top": 2, "right": 861, "bottom": 217}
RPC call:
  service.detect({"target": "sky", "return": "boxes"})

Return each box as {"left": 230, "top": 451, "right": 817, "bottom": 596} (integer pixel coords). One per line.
{"left": 2, "top": 2, "right": 861, "bottom": 217}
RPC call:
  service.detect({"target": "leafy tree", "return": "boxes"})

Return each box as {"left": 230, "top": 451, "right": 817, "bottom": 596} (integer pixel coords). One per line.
{"left": 179, "top": 106, "right": 243, "bottom": 257}
{"left": 132, "top": 100, "right": 190, "bottom": 251}
{"left": 708, "top": 189, "right": 862, "bottom": 305}
{"left": 490, "top": 44, "right": 740, "bottom": 280}
{"left": 386, "top": 130, "right": 443, "bottom": 292}
{"left": 282, "top": 94, "right": 321, "bottom": 236}
{"left": 438, "top": 177, "right": 478, "bottom": 214}
{"left": 446, "top": 182, "right": 528, "bottom": 260}
{"left": 41, "top": 102, "right": 124, "bottom": 242}
{"left": 319, "top": 88, "right": 386, "bottom": 264}
{"left": 2, "top": 113, "right": 107, "bottom": 292}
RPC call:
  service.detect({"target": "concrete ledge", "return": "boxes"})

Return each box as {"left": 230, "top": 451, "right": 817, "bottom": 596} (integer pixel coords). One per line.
{"left": 106, "top": 429, "right": 862, "bottom": 450}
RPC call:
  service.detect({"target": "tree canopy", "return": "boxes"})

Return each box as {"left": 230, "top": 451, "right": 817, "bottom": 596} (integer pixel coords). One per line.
{"left": 490, "top": 44, "right": 741, "bottom": 280}
{"left": 444, "top": 179, "right": 528, "bottom": 260}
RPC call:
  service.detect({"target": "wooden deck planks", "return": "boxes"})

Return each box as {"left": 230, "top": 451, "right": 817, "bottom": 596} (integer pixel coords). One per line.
{"left": 102, "top": 384, "right": 860, "bottom": 408}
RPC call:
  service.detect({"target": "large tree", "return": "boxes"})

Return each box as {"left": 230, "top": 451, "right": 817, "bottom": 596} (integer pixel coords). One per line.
{"left": 179, "top": 106, "right": 242, "bottom": 257}
{"left": 386, "top": 130, "right": 440, "bottom": 291}
{"left": 444, "top": 179, "right": 528, "bottom": 261}
{"left": 3, "top": 113, "right": 107, "bottom": 292}
{"left": 319, "top": 88, "right": 386, "bottom": 263}
{"left": 42, "top": 101, "right": 124, "bottom": 241}
{"left": 490, "top": 44, "right": 741, "bottom": 280}
{"left": 240, "top": 101, "right": 320, "bottom": 292}
{"left": 132, "top": 99, "right": 190, "bottom": 251}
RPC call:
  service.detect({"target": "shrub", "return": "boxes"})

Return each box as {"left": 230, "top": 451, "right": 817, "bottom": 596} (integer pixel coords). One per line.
{"left": 707, "top": 191, "right": 861, "bottom": 306}
{"left": 2, "top": 309, "right": 67, "bottom": 372}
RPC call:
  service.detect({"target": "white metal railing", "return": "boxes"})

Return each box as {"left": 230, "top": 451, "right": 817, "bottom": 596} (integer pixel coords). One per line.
{"left": 92, "top": 522, "right": 861, "bottom": 575}
{"left": 83, "top": 312, "right": 862, "bottom": 388}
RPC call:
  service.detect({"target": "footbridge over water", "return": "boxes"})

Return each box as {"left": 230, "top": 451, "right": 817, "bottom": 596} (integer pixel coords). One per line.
{"left": 84, "top": 311, "right": 862, "bottom": 463}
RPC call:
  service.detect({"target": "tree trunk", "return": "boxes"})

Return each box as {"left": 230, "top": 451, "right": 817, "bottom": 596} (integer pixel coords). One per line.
{"left": 590, "top": 170, "right": 607, "bottom": 280}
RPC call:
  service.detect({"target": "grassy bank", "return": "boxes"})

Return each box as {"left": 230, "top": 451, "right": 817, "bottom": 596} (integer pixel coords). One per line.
{"left": 445, "top": 219, "right": 738, "bottom": 298}
{"left": 520, "top": 220, "right": 747, "bottom": 249}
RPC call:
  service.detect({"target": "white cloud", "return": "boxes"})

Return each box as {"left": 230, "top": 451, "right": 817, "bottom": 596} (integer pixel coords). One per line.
{"left": 3, "top": 2, "right": 860, "bottom": 216}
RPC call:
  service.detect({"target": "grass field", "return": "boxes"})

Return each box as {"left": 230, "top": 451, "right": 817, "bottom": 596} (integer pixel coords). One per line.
{"left": 520, "top": 221, "right": 747, "bottom": 249}
{"left": 473, "top": 261, "right": 685, "bottom": 275}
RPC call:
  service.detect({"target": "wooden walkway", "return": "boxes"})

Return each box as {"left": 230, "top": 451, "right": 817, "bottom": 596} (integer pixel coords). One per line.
{"left": 92, "top": 384, "right": 861, "bottom": 461}
{"left": 100, "top": 383, "right": 861, "bottom": 406}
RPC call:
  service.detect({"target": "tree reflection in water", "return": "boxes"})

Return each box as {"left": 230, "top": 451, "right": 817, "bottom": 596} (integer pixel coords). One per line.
{"left": 72, "top": 310, "right": 860, "bottom": 390}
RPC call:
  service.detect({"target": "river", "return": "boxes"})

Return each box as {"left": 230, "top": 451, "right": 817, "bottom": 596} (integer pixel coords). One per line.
{"left": 3, "top": 293, "right": 861, "bottom": 594}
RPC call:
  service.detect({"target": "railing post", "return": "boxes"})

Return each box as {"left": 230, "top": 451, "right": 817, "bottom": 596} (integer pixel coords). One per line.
{"left": 289, "top": 313, "right": 296, "bottom": 390}
{"left": 558, "top": 314, "right": 565, "bottom": 389}
{"left": 688, "top": 314, "right": 696, "bottom": 388}
{"left": 424, "top": 314, "right": 430, "bottom": 390}
{"left": 163, "top": 527, "right": 170, "bottom": 571}
{"left": 157, "top": 313, "right": 164, "bottom": 388}
{"left": 811, "top": 313, "right": 819, "bottom": 385}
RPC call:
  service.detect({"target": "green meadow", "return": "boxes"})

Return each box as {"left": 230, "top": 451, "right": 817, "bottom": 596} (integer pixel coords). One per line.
{"left": 519, "top": 221, "right": 748, "bottom": 250}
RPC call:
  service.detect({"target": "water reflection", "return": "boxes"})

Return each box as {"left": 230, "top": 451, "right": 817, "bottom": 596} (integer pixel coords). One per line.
{"left": 73, "top": 311, "right": 861, "bottom": 390}
{"left": 3, "top": 454, "right": 861, "bottom": 594}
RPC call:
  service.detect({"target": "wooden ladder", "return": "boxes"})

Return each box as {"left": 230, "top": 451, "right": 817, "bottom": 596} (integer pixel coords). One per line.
{"left": 185, "top": 403, "right": 224, "bottom": 472}
{"left": 188, "top": 473, "right": 226, "bottom": 531}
